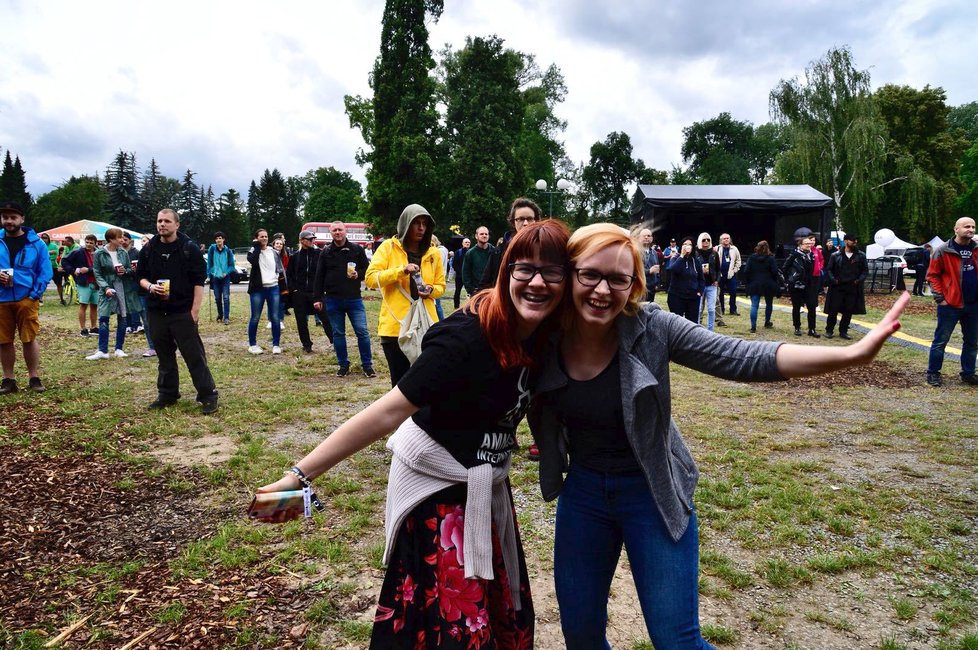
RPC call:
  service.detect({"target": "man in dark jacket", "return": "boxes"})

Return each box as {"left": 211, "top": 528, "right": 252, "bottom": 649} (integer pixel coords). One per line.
{"left": 461, "top": 226, "right": 493, "bottom": 297}
{"left": 314, "top": 221, "right": 375, "bottom": 378}
{"left": 823, "top": 233, "right": 868, "bottom": 340}
{"left": 452, "top": 237, "right": 469, "bottom": 308}
{"left": 136, "top": 209, "right": 218, "bottom": 414}
{"left": 289, "top": 230, "right": 333, "bottom": 354}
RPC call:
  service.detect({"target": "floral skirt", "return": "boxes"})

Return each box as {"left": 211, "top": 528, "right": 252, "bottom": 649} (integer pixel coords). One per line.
{"left": 370, "top": 485, "right": 534, "bottom": 650}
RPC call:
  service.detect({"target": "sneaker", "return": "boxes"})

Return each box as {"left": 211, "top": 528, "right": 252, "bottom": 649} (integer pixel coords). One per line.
{"left": 794, "top": 328, "right": 802, "bottom": 336}
{"left": 363, "top": 367, "right": 377, "bottom": 378}
{"left": 961, "top": 374, "right": 978, "bottom": 386}
{"left": 336, "top": 366, "right": 350, "bottom": 377}
{"left": 272, "top": 346, "right": 282, "bottom": 355}
{"left": 80, "top": 328, "right": 90, "bottom": 337}
{"left": 716, "top": 319, "right": 727, "bottom": 327}
{"left": 223, "top": 318, "right": 230, "bottom": 325}
{"left": 199, "top": 396, "right": 219, "bottom": 415}
{"left": 749, "top": 327, "right": 757, "bottom": 333}
{"left": 148, "top": 396, "right": 179, "bottom": 409}
{"left": 266, "top": 322, "right": 272, "bottom": 329}
{"left": 248, "top": 345, "right": 264, "bottom": 355}
{"left": 764, "top": 322, "right": 774, "bottom": 329}
{"left": 86, "top": 351, "right": 110, "bottom": 360}
{"left": 135, "top": 325, "right": 144, "bottom": 333}
{"left": 926, "top": 372, "right": 942, "bottom": 387}
{"left": 142, "top": 349, "right": 157, "bottom": 357}
{"left": 125, "top": 327, "right": 134, "bottom": 335}
{"left": 28, "top": 377, "right": 45, "bottom": 392}
{"left": 528, "top": 444, "right": 540, "bottom": 461}
{"left": 0, "top": 378, "right": 18, "bottom": 394}
{"left": 114, "top": 349, "right": 129, "bottom": 358}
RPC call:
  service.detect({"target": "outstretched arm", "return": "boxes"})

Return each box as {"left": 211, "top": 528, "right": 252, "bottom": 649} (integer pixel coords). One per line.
{"left": 776, "top": 291, "right": 909, "bottom": 378}
{"left": 257, "top": 388, "right": 419, "bottom": 494}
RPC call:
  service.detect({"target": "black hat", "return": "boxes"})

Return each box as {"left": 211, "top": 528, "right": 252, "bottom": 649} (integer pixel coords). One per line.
{"left": 299, "top": 230, "right": 316, "bottom": 240}
{"left": 843, "top": 232, "right": 858, "bottom": 241}
{"left": 0, "top": 201, "right": 25, "bottom": 216}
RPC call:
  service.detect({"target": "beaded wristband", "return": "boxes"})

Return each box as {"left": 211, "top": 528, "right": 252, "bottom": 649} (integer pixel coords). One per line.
{"left": 287, "top": 466, "right": 325, "bottom": 512}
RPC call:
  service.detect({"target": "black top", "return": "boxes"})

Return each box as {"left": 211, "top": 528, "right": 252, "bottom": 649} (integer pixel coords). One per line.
{"left": 136, "top": 233, "right": 207, "bottom": 313}
{"left": 4, "top": 233, "right": 27, "bottom": 265}
{"left": 398, "top": 310, "right": 533, "bottom": 468}
{"left": 554, "top": 354, "right": 640, "bottom": 473}
{"left": 742, "top": 254, "right": 780, "bottom": 295}
{"left": 287, "top": 246, "right": 322, "bottom": 294}
{"left": 314, "top": 239, "right": 368, "bottom": 299}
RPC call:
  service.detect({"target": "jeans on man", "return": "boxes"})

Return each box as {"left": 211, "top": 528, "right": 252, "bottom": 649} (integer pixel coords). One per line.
{"left": 698, "top": 285, "right": 718, "bottom": 330}
{"left": 325, "top": 297, "right": 373, "bottom": 371}
{"left": 211, "top": 275, "right": 231, "bottom": 320}
{"left": 554, "top": 466, "right": 717, "bottom": 650}
{"left": 97, "top": 314, "right": 126, "bottom": 353}
{"left": 292, "top": 291, "right": 333, "bottom": 350}
{"left": 148, "top": 310, "right": 217, "bottom": 401}
{"left": 248, "top": 286, "right": 280, "bottom": 346}
{"left": 718, "top": 276, "right": 738, "bottom": 314}
{"left": 927, "top": 302, "right": 978, "bottom": 377}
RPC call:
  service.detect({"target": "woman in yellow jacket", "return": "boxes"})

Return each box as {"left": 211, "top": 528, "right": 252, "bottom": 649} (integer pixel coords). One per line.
{"left": 366, "top": 204, "right": 445, "bottom": 386}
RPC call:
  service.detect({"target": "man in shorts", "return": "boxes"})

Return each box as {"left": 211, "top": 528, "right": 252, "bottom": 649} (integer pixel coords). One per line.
{"left": 0, "top": 201, "right": 52, "bottom": 393}
{"left": 61, "top": 234, "right": 99, "bottom": 335}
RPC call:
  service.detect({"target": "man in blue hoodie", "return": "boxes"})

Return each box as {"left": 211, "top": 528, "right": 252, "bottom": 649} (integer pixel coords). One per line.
{"left": 0, "top": 201, "right": 52, "bottom": 393}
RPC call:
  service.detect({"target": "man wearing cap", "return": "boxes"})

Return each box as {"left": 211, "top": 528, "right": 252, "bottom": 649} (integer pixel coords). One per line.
{"left": 925, "top": 216, "right": 978, "bottom": 387}
{"left": 289, "top": 229, "right": 333, "bottom": 353}
{"left": 823, "top": 233, "right": 868, "bottom": 340}
{"left": 314, "top": 221, "right": 374, "bottom": 377}
{"left": 0, "top": 201, "right": 53, "bottom": 393}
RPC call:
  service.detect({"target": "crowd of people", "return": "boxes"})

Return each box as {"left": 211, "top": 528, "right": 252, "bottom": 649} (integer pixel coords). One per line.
{"left": 3, "top": 193, "right": 976, "bottom": 648}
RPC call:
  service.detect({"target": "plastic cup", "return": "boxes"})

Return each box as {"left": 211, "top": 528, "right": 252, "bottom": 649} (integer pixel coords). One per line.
{"left": 159, "top": 279, "right": 171, "bottom": 298}
{"left": 346, "top": 262, "right": 356, "bottom": 278}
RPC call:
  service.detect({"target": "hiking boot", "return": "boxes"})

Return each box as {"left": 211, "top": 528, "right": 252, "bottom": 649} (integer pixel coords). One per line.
{"left": 0, "top": 378, "right": 18, "bottom": 394}
{"left": 961, "top": 374, "right": 978, "bottom": 386}
{"left": 839, "top": 332, "right": 852, "bottom": 340}
{"left": 363, "top": 367, "right": 377, "bottom": 378}
{"left": 28, "top": 377, "right": 45, "bottom": 392}
{"left": 808, "top": 330, "right": 821, "bottom": 338}
{"left": 336, "top": 366, "right": 350, "bottom": 377}
{"left": 199, "top": 395, "right": 219, "bottom": 415}
{"left": 148, "top": 396, "right": 179, "bottom": 409}
{"left": 926, "top": 372, "right": 942, "bottom": 387}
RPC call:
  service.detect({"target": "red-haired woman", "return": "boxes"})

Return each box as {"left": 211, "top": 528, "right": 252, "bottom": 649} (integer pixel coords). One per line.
{"left": 257, "top": 220, "right": 571, "bottom": 649}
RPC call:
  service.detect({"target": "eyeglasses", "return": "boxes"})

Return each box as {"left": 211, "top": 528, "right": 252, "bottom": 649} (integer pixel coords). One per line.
{"left": 508, "top": 263, "right": 566, "bottom": 284}
{"left": 513, "top": 216, "right": 539, "bottom": 225}
{"left": 574, "top": 268, "right": 635, "bottom": 292}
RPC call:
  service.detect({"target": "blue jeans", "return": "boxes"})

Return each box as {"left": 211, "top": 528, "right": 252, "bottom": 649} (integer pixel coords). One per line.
{"left": 698, "top": 284, "right": 717, "bottom": 330}
{"left": 749, "top": 293, "right": 774, "bottom": 330}
{"left": 248, "top": 286, "right": 280, "bottom": 346}
{"left": 435, "top": 297, "right": 445, "bottom": 321}
{"left": 211, "top": 275, "right": 231, "bottom": 320}
{"left": 325, "top": 297, "right": 373, "bottom": 370}
{"left": 138, "top": 294, "right": 153, "bottom": 349}
{"left": 928, "top": 302, "right": 978, "bottom": 376}
{"left": 98, "top": 314, "right": 127, "bottom": 353}
{"left": 555, "top": 466, "right": 716, "bottom": 650}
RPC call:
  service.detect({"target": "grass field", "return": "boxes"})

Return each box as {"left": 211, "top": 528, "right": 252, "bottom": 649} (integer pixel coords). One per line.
{"left": 1, "top": 287, "right": 976, "bottom": 649}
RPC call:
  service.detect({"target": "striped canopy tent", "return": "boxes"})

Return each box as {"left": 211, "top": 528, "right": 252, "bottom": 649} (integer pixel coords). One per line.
{"left": 39, "top": 220, "right": 150, "bottom": 246}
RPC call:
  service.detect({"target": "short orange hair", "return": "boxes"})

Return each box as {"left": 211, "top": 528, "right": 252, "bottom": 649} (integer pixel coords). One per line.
{"left": 567, "top": 223, "right": 646, "bottom": 316}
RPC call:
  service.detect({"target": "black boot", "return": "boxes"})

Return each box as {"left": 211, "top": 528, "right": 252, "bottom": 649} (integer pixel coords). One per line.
{"left": 808, "top": 330, "right": 821, "bottom": 338}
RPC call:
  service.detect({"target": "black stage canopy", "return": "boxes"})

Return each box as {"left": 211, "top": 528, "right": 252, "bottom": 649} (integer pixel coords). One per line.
{"left": 630, "top": 185, "right": 835, "bottom": 254}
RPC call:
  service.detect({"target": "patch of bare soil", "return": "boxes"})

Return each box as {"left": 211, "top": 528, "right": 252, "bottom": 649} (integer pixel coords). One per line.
{"left": 0, "top": 448, "right": 317, "bottom": 648}
{"left": 145, "top": 433, "right": 237, "bottom": 468}
{"left": 756, "top": 358, "right": 919, "bottom": 391}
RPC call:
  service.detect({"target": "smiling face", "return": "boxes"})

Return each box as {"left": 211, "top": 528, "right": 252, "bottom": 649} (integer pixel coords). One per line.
{"left": 255, "top": 230, "right": 268, "bottom": 248}
{"left": 475, "top": 227, "right": 489, "bottom": 246}
{"left": 272, "top": 238, "right": 284, "bottom": 252}
{"left": 571, "top": 244, "right": 635, "bottom": 330}
{"left": 508, "top": 255, "right": 565, "bottom": 337}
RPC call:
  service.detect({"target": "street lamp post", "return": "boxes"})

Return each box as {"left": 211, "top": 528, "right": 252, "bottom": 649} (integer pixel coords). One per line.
{"left": 535, "top": 178, "right": 571, "bottom": 218}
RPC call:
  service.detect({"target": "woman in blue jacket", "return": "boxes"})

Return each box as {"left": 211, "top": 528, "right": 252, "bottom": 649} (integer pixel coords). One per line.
{"left": 529, "top": 223, "right": 909, "bottom": 649}
{"left": 665, "top": 236, "right": 703, "bottom": 322}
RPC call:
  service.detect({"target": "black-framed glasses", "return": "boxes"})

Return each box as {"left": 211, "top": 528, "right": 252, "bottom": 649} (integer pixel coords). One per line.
{"left": 574, "top": 268, "right": 635, "bottom": 291}
{"left": 512, "top": 216, "right": 539, "bottom": 225}
{"left": 508, "top": 263, "right": 566, "bottom": 284}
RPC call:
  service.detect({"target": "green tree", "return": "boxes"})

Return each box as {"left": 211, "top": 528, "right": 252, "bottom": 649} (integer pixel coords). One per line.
{"left": 173, "top": 169, "right": 203, "bottom": 242}
{"left": 141, "top": 158, "right": 179, "bottom": 232}
{"left": 681, "top": 112, "right": 753, "bottom": 184}
{"left": 514, "top": 58, "right": 568, "bottom": 199}
{"left": 104, "top": 150, "right": 142, "bottom": 230}
{"left": 582, "top": 132, "right": 640, "bottom": 225}
{"left": 957, "top": 140, "right": 978, "bottom": 219}
{"left": 30, "top": 176, "right": 108, "bottom": 232}
{"left": 250, "top": 169, "right": 302, "bottom": 239}
{"left": 874, "top": 84, "right": 968, "bottom": 239}
{"left": 948, "top": 101, "right": 978, "bottom": 144}
{"left": 246, "top": 180, "right": 261, "bottom": 235}
{"left": 345, "top": 0, "right": 445, "bottom": 236}
{"left": 214, "top": 189, "right": 250, "bottom": 247}
{"left": 441, "top": 35, "right": 525, "bottom": 236}
{"left": 302, "top": 167, "right": 365, "bottom": 221}
{"left": 749, "top": 122, "right": 788, "bottom": 184}
{"left": 770, "top": 46, "right": 887, "bottom": 242}
{"left": 0, "top": 151, "right": 33, "bottom": 212}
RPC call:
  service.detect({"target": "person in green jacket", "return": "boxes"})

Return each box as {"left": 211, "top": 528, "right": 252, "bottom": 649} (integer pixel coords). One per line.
{"left": 40, "top": 232, "right": 63, "bottom": 305}
{"left": 85, "top": 228, "right": 141, "bottom": 360}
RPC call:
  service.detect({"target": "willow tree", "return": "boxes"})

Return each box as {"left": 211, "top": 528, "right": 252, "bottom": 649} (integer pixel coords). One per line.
{"left": 770, "top": 46, "right": 887, "bottom": 241}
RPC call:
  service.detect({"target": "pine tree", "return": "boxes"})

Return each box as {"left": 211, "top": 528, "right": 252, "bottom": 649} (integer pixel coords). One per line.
{"left": 104, "top": 150, "right": 142, "bottom": 229}
{"left": 246, "top": 180, "right": 261, "bottom": 236}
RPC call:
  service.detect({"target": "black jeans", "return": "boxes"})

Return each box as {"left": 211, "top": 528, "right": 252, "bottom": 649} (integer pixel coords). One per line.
{"left": 667, "top": 292, "right": 699, "bottom": 323}
{"left": 913, "top": 273, "right": 927, "bottom": 295}
{"left": 453, "top": 280, "right": 465, "bottom": 309}
{"left": 148, "top": 310, "right": 217, "bottom": 402}
{"left": 790, "top": 285, "right": 818, "bottom": 331}
{"left": 825, "top": 284, "right": 858, "bottom": 334}
{"left": 381, "top": 337, "right": 411, "bottom": 388}
{"left": 292, "top": 291, "right": 333, "bottom": 349}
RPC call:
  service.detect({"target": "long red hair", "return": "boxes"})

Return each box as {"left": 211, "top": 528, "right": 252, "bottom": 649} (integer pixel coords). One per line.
{"left": 465, "top": 220, "right": 570, "bottom": 370}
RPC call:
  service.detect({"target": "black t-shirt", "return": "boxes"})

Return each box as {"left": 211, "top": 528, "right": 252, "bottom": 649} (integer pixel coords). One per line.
{"left": 397, "top": 310, "right": 533, "bottom": 468}
{"left": 554, "top": 353, "right": 640, "bottom": 473}
{"left": 4, "top": 233, "right": 27, "bottom": 265}
{"left": 950, "top": 240, "right": 978, "bottom": 304}
{"left": 137, "top": 235, "right": 206, "bottom": 313}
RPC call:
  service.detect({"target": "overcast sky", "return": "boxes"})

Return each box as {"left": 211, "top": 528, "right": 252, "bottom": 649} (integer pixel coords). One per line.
{"left": 1, "top": 0, "right": 975, "bottom": 201}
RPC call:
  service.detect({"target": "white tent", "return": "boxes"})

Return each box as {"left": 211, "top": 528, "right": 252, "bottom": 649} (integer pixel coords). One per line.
{"left": 866, "top": 228, "right": 921, "bottom": 259}
{"left": 927, "top": 235, "right": 945, "bottom": 249}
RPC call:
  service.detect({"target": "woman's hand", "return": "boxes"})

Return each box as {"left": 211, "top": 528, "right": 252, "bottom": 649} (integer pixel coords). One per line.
{"left": 847, "top": 291, "right": 909, "bottom": 365}
{"left": 256, "top": 471, "right": 302, "bottom": 494}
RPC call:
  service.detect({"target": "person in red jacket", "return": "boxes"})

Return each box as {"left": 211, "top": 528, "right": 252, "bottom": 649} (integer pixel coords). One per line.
{"left": 926, "top": 216, "right": 977, "bottom": 387}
